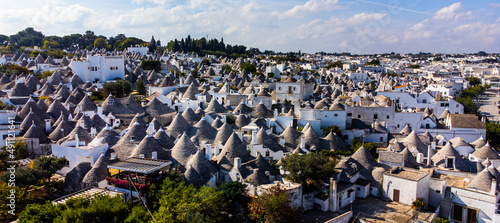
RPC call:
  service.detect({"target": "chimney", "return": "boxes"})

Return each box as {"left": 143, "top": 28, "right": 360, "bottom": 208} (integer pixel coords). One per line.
{"left": 431, "top": 141, "right": 436, "bottom": 150}
{"left": 281, "top": 107, "right": 285, "bottom": 114}
{"left": 280, "top": 137, "right": 285, "bottom": 146}
{"left": 389, "top": 144, "right": 394, "bottom": 151}
{"left": 75, "top": 133, "right": 79, "bottom": 148}
{"left": 97, "top": 106, "right": 103, "bottom": 115}
{"left": 301, "top": 137, "right": 305, "bottom": 148}
{"left": 251, "top": 131, "right": 257, "bottom": 145}
{"left": 45, "top": 120, "right": 51, "bottom": 132}
{"left": 427, "top": 146, "right": 432, "bottom": 166}
{"left": 152, "top": 151, "right": 157, "bottom": 159}
{"left": 237, "top": 131, "right": 243, "bottom": 141}
{"left": 235, "top": 157, "right": 241, "bottom": 169}
{"left": 294, "top": 101, "right": 301, "bottom": 117}
{"left": 491, "top": 179, "right": 497, "bottom": 195}
{"left": 274, "top": 108, "right": 278, "bottom": 117}
{"left": 110, "top": 153, "right": 117, "bottom": 160}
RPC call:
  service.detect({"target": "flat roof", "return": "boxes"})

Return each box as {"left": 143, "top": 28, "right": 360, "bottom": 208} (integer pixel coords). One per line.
{"left": 107, "top": 158, "right": 171, "bottom": 174}
{"left": 384, "top": 168, "right": 429, "bottom": 182}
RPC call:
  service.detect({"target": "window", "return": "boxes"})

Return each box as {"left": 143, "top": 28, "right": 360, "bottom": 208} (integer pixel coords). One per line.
{"left": 347, "top": 113, "right": 352, "bottom": 117}
{"left": 344, "top": 135, "right": 349, "bottom": 140}
{"left": 110, "top": 66, "right": 118, "bottom": 70}
{"left": 265, "top": 150, "right": 270, "bottom": 157}
{"left": 440, "top": 103, "right": 449, "bottom": 107}
{"left": 426, "top": 124, "right": 430, "bottom": 129}
{"left": 422, "top": 99, "right": 427, "bottom": 103}
{"left": 325, "top": 115, "right": 327, "bottom": 118}
{"left": 456, "top": 104, "right": 459, "bottom": 108}
{"left": 387, "top": 115, "right": 389, "bottom": 119}
{"left": 334, "top": 114, "right": 338, "bottom": 117}
{"left": 278, "top": 87, "right": 281, "bottom": 90}
{"left": 446, "top": 158, "right": 454, "bottom": 168}
{"left": 397, "top": 124, "right": 400, "bottom": 128}
{"left": 374, "top": 114, "right": 378, "bottom": 119}
{"left": 89, "top": 66, "right": 98, "bottom": 71}
{"left": 436, "top": 190, "right": 441, "bottom": 194}
{"left": 130, "top": 136, "right": 135, "bottom": 141}
{"left": 380, "top": 137, "right": 383, "bottom": 142}
{"left": 358, "top": 115, "right": 361, "bottom": 118}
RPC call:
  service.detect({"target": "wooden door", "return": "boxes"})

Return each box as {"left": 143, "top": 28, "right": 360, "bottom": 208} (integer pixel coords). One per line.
{"left": 393, "top": 189, "right": 400, "bottom": 203}
{"left": 467, "top": 208, "right": 477, "bottom": 223}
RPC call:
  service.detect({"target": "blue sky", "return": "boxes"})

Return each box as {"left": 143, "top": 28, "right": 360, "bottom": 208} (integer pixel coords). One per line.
{"left": 0, "top": 0, "right": 499, "bottom": 54}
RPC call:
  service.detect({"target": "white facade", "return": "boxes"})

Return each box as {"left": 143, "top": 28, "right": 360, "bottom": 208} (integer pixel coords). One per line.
{"left": 52, "top": 143, "right": 108, "bottom": 175}
{"left": 69, "top": 55, "right": 125, "bottom": 83}
{"left": 383, "top": 169, "right": 430, "bottom": 207}
{"left": 127, "top": 46, "right": 148, "bottom": 55}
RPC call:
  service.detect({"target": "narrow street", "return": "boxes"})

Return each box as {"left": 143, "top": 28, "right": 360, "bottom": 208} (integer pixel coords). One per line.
{"left": 478, "top": 89, "right": 500, "bottom": 122}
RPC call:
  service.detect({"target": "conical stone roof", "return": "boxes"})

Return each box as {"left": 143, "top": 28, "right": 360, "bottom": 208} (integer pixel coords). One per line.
{"left": 171, "top": 132, "right": 198, "bottom": 167}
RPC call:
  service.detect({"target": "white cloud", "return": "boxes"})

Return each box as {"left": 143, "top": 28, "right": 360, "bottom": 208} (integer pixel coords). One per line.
{"left": 279, "top": 0, "right": 342, "bottom": 18}
{"left": 400, "top": 2, "right": 500, "bottom": 53}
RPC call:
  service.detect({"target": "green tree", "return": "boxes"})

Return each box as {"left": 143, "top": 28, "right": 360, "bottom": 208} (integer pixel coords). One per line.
{"left": 140, "top": 60, "right": 161, "bottom": 72}
{"left": 248, "top": 185, "right": 300, "bottom": 223}
{"left": 102, "top": 80, "right": 132, "bottom": 98}
{"left": 466, "top": 76, "right": 481, "bottom": 86}
{"left": 42, "top": 70, "right": 54, "bottom": 78}
{"left": 433, "top": 217, "right": 450, "bottom": 223}
{"left": 153, "top": 177, "right": 227, "bottom": 222}
{"left": 280, "top": 152, "right": 337, "bottom": 192}
{"left": 136, "top": 79, "right": 146, "bottom": 95}
{"left": 94, "top": 38, "right": 107, "bottom": 49}
{"left": 486, "top": 121, "right": 500, "bottom": 150}
{"left": 455, "top": 97, "right": 479, "bottom": 114}
{"left": 240, "top": 62, "right": 257, "bottom": 74}
{"left": 322, "top": 125, "right": 342, "bottom": 138}
{"left": 124, "top": 206, "right": 152, "bottom": 223}
{"left": 409, "top": 64, "right": 420, "bottom": 68}
{"left": 0, "top": 183, "right": 33, "bottom": 222}
{"left": 18, "top": 194, "right": 129, "bottom": 223}
{"left": 201, "top": 58, "right": 211, "bottom": 66}
{"left": 0, "top": 156, "right": 67, "bottom": 186}
{"left": 43, "top": 40, "right": 60, "bottom": 49}
{"left": 89, "top": 91, "right": 104, "bottom": 101}
{"left": 221, "top": 64, "right": 232, "bottom": 72}
{"left": 365, "top": 59, "right": 380, "bottom": 66}
{"left": 326, "top": 60, "right": 343, "bottom": 69}
{"left": 0, "top": 141, "right": 28, "bottom": 171}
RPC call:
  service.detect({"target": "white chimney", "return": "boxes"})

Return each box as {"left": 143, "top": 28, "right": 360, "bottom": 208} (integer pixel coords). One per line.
{"left": 274, "top": 108, "right": 278, "bottom": 117}
{"left": 301, "top": 137, "right": 305, "bottom": 148}
{"left": 75, "top": 133, "right": 79, "bottom": 148}
{"left": 152, "top": 151, "right": 157, "bottom": 159}
{"left": 280, "top": 137, "right": 285, "bottom": 146}
{"left": 491, "top": 179, "right": 497, "bottom": 195}
{"left": 281, "top": 107, "right": 285, "bottom": 114}
{"left": 427, "top": 146, "right": 432, "bottom": 166}
{"left": 251, "top": 131, "right": 257, "bottom": 145}
{"left": 97, "top": 106, "right": 103, "bottom": 115}
{"left": 45, "top": 120, "right": 51, "bottom": 132}
{"left": 235, "top": 157, "right": 241, "bottom": 169}
{"left": 431, "top": 141, "right": 436, "bottom": 150}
